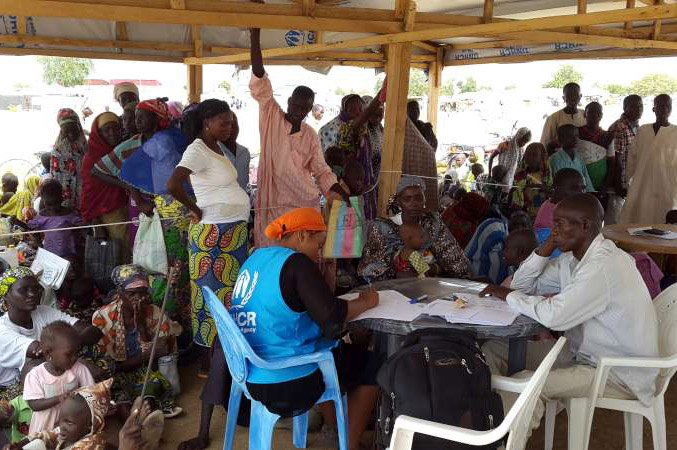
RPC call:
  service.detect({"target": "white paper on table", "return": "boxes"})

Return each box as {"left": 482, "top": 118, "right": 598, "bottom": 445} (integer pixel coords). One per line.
{"left": 419, "top": 293, "right": 520, "bottom": 326}
{"left": 421, "top": 299, "right": 480, "bottom": 321}
{"left": 340, "top": 290, "right": 427, "bottom": 322}
{"left": 30, "top": 248, "right": 70, "bottom": 290}
{"left": 627, "top": 227, "right": 677, "bottom": 240}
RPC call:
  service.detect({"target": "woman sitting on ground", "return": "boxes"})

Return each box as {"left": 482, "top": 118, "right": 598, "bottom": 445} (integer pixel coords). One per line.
{"left": 0, "top": 268, "right": 103, "bottom": 402}
{"left": 231, "top": 208, "right": 382, "bottom": 450}
{"left": 91, "top": 265, "right": 182, "bottom": 420}
{"left": 359, "top": 176, "right": 470, "bottom": 282}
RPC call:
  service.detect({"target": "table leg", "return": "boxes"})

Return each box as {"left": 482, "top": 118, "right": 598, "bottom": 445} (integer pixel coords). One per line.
{"left": 507, "top": 338, "right": 528, "bottom": 375}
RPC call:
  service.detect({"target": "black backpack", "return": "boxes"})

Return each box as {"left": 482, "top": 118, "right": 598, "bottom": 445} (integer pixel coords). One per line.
{"left": 375, "top": 329, "right": 504, "bottom": 450}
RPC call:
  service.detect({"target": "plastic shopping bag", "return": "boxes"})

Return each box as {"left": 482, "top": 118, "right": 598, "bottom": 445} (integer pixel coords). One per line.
{"left": 133, "top": 210, "right": 168, "bottom": 275}
{"left": 158, "top": 352, "right": 181, "bottom": 395}
{"left": 323, "top": 197, "right": 365, "bottom": 259}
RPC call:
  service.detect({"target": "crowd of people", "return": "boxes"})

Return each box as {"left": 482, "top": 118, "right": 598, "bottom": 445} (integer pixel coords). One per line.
{"left": 0, "top": 24, "right": 672, "bottom": 449}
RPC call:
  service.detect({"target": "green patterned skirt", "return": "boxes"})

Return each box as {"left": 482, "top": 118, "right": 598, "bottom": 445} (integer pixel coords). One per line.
{"left": 188, "top": 221, "right": 248, "bottom": 348}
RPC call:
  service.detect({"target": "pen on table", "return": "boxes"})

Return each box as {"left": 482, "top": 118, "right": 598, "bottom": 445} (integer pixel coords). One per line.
{"left": 409, "top": 294, "right": 428, "bottom": 304}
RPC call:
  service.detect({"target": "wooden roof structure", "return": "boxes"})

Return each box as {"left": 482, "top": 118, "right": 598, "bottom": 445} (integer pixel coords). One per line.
{"left": 2, "top": 0, "right": 677, "bottom": 212}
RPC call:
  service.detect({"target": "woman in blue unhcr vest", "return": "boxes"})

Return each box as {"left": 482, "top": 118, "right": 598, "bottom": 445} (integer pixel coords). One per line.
{"left": 230, "top": 207, "right": 381, "bottom": 449}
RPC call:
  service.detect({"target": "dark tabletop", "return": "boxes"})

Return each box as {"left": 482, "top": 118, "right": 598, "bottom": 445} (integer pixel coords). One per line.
{"left": 350, "top": 277, "right": 546, "bottom": 339}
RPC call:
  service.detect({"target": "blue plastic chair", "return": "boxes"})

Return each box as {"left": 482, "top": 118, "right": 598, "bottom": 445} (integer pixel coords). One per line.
{"left": 202, "top": 287, "right": 349, "bottom": 450}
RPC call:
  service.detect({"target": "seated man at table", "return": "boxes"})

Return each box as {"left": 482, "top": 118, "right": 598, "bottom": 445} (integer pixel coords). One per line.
{"left": 480, "top": 193, "right": 659, "bottom": 431}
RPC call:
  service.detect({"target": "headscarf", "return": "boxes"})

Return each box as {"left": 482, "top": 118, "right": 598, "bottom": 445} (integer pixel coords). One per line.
{"left": 76, "top": 378, "right": 112, "bottom": 437}
{"left": 264, "top": 208, "right": 327, "bottom": 241}
{"left": 396, "top": 175, "right": 426, "bottom": 196}
{"left": 113, "top": 82, "right": 139, "bottom": 102}
{"left": 137, "top": 99, "right": 172, "bottom": 129}
{"left": 167, "top": 101, "right": 184, "bottom": 120}
{"left": 96, "top": 112, "right": 119, "bottom": 129}
{"left": 56, "top": 108, "right": 80, "bottom": 127}
{"left": 26, "top": 378, "right": 112, "bottom": 450}
{"left": 0, "top": 176, "right": 40, "bottom": 221}
{"left": 80, "top": 113, "right": 128, "bottom": 221}
{"left": 111, "top": 264, "right": 149, "bottom": 290}
{"left": 52, "top": 109, "right": 86, "bottom": 209}
{"left": 0, "top": 266, "right": 34, "bottom": 311}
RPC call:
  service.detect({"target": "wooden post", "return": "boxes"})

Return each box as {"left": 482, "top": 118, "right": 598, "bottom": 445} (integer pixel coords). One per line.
{"left": 187, "top": 25, "right": 203, "bottom": 103}
{"left": 427, "top": 47, "right": 443, "bottom": 133}
{"left": 624, "top": 0, "right": 636, "bottom": 30}
{"left": 379, "top": 42, "right": 412, "bottom": 216}
{"left": 577, "top": 0, "right": 587, "bottom": 33}
{"left": 653, "top": 0, "right": 664, "bottom": 39}
{"left": 483, "top": 0, "right": 494, "bottom": 23}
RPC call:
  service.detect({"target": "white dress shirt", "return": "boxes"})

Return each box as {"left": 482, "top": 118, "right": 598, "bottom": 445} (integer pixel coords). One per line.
{"left": 508, "top": 234, "right": 659, "bottom": 405}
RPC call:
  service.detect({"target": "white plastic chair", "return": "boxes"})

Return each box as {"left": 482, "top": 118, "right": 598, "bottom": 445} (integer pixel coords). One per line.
{"left": 543, "top": 283, "right": 677, "bottom": 450}
{"left": 389, "top": 337, "right": 567, "bottom": 450}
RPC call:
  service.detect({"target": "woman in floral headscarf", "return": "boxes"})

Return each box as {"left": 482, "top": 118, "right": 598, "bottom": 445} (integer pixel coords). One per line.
{"left": 51, "top": 109, "right": 87, "bottom": 209}
{"left": 91, "top": 265, "right": 182, "bottom": 419}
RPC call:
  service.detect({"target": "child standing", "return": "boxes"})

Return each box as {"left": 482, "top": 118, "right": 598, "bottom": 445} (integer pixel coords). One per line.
{"left": 23, "top": 321, "right": 95, "bottom": 433}
{"left": 394, "top": 222, "right": 433, "bottom": 279}
{"left": 28, "top": 179, "right": 83, "bottom": 261}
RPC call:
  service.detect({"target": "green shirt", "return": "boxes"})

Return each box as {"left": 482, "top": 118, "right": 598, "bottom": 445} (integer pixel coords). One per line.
{"left": 9, "top": 395, "right": 31, "bottom": 443}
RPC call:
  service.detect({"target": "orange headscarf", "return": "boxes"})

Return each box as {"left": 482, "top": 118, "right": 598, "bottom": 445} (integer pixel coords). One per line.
{"left": 264, "top": 208, "right": 327, "bottom": 241}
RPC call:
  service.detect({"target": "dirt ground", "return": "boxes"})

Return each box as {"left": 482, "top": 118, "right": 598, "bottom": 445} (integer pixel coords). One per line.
{"left": 103, "top": 363, "right": 677, "bottom": 450}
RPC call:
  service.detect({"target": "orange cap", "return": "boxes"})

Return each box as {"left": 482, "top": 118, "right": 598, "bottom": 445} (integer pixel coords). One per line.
{"left": 264, "top": 208, "right": 327, "bottom": 241}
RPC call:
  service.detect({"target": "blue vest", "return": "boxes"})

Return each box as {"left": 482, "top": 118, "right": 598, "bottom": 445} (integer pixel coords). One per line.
{"left": 230, "top": 246, "right": 335, "bottom": 383}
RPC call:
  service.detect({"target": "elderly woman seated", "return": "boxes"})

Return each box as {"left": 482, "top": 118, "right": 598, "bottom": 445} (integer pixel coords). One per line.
{"left": 92, "top": 265, "right": 182, "bottom": 420}
{"left": 0, "top": 268, "right": 103, "bottom": 402}
{"left": 358, "top": 176, "right": 470, "bottom": 282}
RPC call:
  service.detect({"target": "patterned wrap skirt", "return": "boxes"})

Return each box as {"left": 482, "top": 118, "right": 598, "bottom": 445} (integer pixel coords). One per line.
{"left": 188, "top": 221, "right": 248, "bottom": 347}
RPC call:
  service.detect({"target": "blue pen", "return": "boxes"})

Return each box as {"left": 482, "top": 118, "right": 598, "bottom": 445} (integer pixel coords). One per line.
{"left": 409, "top": 294, "right": 428, "bottom": 304}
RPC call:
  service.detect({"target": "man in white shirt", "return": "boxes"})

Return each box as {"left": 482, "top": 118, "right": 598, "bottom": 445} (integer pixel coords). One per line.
{"left": 481, "top": 193, "right": 659, "bottom": 431}
{"left": 540, "top": 82, "right": 586, "bottom": 148}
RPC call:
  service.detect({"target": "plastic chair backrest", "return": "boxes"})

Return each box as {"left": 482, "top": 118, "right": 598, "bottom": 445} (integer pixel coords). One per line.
{"left": 651, "top": 283, "right": 677, "bottom": 395}
{"left": 502, "top": 337, "right": 567, "bottom": 450}
{"left": 203, "top": 287, "right": 269, "bottom": 385}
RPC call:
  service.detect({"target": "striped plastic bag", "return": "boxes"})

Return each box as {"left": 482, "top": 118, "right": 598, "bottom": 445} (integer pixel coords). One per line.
{"left": 323, "top": 197, "right": 365, "bottom": 259}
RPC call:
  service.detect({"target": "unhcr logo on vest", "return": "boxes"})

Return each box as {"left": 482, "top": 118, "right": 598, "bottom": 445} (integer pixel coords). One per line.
{"left": 285, "top": 30, "right": 318, "bottom": 47}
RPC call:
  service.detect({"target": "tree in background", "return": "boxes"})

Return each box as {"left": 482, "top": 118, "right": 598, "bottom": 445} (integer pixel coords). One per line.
{"left": 456, "top": 77, "right": 478, "bottom": 93}
{"left": 441, "top": 79, "right": 455, "bottom": 96}
{"left": 218, "top": 80, "right": 232, "bottom": 92}
{"left": 37, "top": 56, "right": 93, "bottom": 87}
{"left": 375, "top": 69, "right": 429, "bottom": 97}
{"left": 628, "top": 73, "right": 677, "bottom": 97}
{"left": 542, "top": 64, "right": 583, "bottom": 89}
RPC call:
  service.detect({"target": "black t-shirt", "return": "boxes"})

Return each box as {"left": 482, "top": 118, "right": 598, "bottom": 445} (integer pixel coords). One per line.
{"left": 279, "top": 253, "right": 348, "bottom": 339}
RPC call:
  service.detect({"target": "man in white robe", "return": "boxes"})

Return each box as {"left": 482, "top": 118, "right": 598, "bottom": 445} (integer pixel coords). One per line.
{"left": 620, "top": 94, "right": 677, "bottom": 224}
{"left": 540, "top": 82, "right": 586, "bottom": 147}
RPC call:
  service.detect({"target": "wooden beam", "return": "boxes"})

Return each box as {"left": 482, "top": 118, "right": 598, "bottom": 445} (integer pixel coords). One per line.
{"left": 447, "top": 47, "right": 677, "bottom": 66}
{"left": 302, "top": 0, "right": 314, "bottom": 16}
{"left": 483, "top": 0, "right": 494, "bottom": 23}
{"left": 0, "top": 33, "right": 191, "bottom": 52}
{"left": 188, "top": 24, "right": 203, "bottom": 104}
{"left": 394, "top": 0, "right": 407, "bottom": 20}
{"left": 413, "top": 41, "right": 438, "bottom": 53}
{"left": 15, "top": 15, "right": 26, "bottom": 34}
{"left": 403, "top": 1, "right": 416, "bottom": 32}
{"left": 379, "top": 42, "right": 412, "bottom": 216}
{"left": 0, "top": 46, "right": 183, "bottom": 62}
{"left": 185, "top": 3, "right": 677, "bottom": 64}
{"left": 170, "top": 0, "right": 185, "bottom": 9}
{"left": 653, "top": 0, "right": 664, "bottom": 38}
{"left": 501, "top": 29, "right": 677, "bottom": 50}
{"left": 576, "top": 0, "right": 587, "bottom": 33}
{"left": 427, "top": 47, "right": 443, "bottom": 133}
{"left": 115, "top": 21, "right": 128, "bottom": 41}
{"left": 0, "top": 0, "right": 405, "bottom": 34}
{"left": 625, "top": 0, "right": 636, "bottom": 30}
